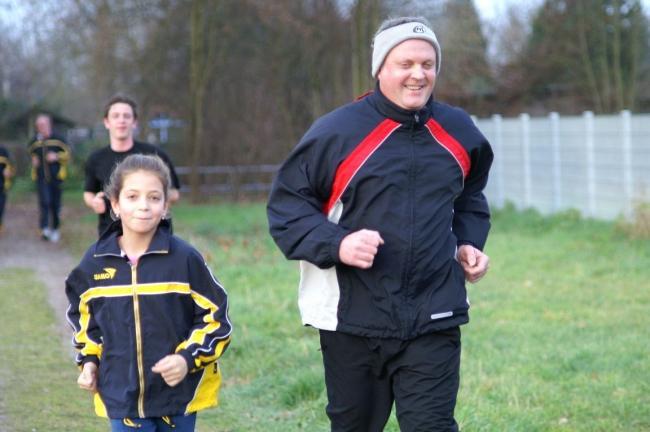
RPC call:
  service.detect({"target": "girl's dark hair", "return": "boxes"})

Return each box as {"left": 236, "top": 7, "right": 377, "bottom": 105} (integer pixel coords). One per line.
{"left": 105, "top": 154, "right": 171, "bottom": 201}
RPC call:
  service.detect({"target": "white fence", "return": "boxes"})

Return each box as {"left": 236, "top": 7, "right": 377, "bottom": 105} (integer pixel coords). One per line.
{"left": 176, "top": 111, "right": 650, "bottom": 220}
{"left": 474, "top": 111, "right": 650, "bottom": 220}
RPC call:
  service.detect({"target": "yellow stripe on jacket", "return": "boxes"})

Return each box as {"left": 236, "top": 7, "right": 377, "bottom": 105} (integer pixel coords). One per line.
{"left": 175, "top": 290, "right": 225, "bottom": 369}
{"left": 0, "top": 156, "right": 12, "bottom": 191}
{"left": 28, "top": 139, "right": 71, "bottom": 181}
{"left": 74, "top": 283, "right": 193, "bottom": 360}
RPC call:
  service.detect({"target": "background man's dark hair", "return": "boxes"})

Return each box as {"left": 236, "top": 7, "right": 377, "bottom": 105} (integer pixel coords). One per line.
{"left": 103, "top": 94, "right": 138, "bottom": 119}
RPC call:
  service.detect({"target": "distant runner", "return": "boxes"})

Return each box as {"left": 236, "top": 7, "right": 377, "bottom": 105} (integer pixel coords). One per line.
{"left": 83, "top": 95, "right": 180, "bottom": 236}
{"left": 28, "top": 113, "right": 70, "bottom": 242}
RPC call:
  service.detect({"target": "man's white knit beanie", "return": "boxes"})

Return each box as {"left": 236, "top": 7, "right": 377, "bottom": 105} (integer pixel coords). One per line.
{"left": 371, "top": 21, "right": 441, "bottom": 78}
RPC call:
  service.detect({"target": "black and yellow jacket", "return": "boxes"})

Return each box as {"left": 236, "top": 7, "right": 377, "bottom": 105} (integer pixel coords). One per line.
{"left": 28, "top": 133, "right": 70, "bottom": 182}
{"left": 65, "top": 219, "right": 232, "bottom": 419}
{"left": 0, "top": 146, "right": 12, "bottom": 191}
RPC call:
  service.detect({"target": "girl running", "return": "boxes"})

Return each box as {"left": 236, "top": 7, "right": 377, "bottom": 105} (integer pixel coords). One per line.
{"left": 66, "top": 154, "right": 232, "bottom": 431}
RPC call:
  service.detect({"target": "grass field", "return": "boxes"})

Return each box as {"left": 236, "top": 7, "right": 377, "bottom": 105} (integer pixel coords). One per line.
{"left": 0, "top": 270, "right": 106, "bottom": 431}
{"left": 1, "top": 198, "right": 649, "bottom": 431}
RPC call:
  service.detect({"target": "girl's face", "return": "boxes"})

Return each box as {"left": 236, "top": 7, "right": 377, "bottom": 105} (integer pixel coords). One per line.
{"left": 111, "top": 170, "right": 168, "bottom": 237}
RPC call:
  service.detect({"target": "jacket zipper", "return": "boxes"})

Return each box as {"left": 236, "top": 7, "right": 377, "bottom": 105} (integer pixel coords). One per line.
{"left": 400, "top": 116, "right": 418, "bottom": 336}
{"left": 407, "top": 118, "right": 416, "bottom": 288}
{"left": 41, "top": 142, "right": 51, "bottom": 182}
{"left": 131, "top": 263, "right": 146, "bottom": 418}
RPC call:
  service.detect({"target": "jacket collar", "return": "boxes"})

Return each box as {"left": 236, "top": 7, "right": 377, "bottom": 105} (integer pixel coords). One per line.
{"left": 367, "top": 83, "right": 432, "bottom": 128}
{"left": 94, "top": 218, "right": 173, "bottom": 258}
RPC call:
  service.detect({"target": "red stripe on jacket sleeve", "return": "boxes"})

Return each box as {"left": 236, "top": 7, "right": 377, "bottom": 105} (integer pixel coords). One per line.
{"left": 425, "top": 118, "right": 471, "bottom": 178}
{"left": 324, "top": 118, "right": 401, "bottom": 215}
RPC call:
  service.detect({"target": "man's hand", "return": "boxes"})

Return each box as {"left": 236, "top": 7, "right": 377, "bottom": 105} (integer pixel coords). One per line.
{"left": 339, "top": 229, "right": 384, "bottom": 269}
{"left": 152, "top": 354, "right": 189, "bottom": 387}
{"left": 77, "top": 362, "right": 98, "bottom": 393}
{"left": 46, "top": 152, "right": 59, "bottom": 163}
{"left": 31, "top": 155, "right": 40, "bottom": 168}
{"left": 90, "top": 192, "right": 107, "bottom": 214}
{"left": 457, "top": 244, "right": 489, "bottom": 283}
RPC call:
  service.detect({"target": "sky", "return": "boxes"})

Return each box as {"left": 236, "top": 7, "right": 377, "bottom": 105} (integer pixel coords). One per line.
{"left": 474, "top": 0, "right": 538, "bottom": 21}
{"left": 474, "top": 0, "right": 650, "bottom": 22}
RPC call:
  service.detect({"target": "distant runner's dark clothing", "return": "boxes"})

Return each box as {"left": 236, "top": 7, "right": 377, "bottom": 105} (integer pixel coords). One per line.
{"left": 0, "top": 146, "right": 13, "bottom": 227}
{"left": 84, "top": 141, "right": 180, "bottom": 235}
{"left": 28, "top": 134, "right": 70, "bottom": 230}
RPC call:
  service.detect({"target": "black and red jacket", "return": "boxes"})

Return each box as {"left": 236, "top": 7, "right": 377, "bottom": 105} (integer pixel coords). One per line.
{"left": 267, "top": 88, "right": 493, "bottom": 339}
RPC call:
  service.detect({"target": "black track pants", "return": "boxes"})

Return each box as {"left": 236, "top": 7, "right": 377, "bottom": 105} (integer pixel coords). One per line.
{"left": 319, "top": 328, "right": 461, "bottom": 432}
{"left": 36, "top": 179, "right": 62, "bottom": 230}
{"left": 0, "top": 191, "right": 5, "bottom": 225}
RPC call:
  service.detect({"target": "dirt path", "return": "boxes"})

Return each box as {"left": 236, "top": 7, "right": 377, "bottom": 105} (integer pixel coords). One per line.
{"left": 0, "top": 199, "right": 83, "bottom": 428}
{"left": 0, "top": 200, "right": 76, "bottom": 345}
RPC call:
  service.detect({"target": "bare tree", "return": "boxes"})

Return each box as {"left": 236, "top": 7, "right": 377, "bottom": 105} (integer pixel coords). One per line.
{"left": 435, "top": 0, "right": 494, "bottom": 115}
{"left": 500, "top": 0, "right": 649, "bottom": 114}
{"left": 351, "top": 0, "right": 382, "bottom": 96}
{"left": 188, "top": 0, "right": 222, "bottom": 202}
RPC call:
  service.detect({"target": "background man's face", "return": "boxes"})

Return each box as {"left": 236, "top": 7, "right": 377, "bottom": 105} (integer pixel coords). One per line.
{"left": 35, "top": 116, "right": 52, "bottom": 137}
{"left": 104, "top": 102, "right": 137, "bottom": 141}
{"left": 377, "top": 39, "right": 437, "bottom": 111}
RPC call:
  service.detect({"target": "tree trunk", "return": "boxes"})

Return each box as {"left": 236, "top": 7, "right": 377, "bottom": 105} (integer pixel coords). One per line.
{"left": 188, "top": 0, "right": 220, "bottom": 203}
{"left": 351, "top": 0, "right": 382, "bottom": 97}
{"left": 610, "top": 0, "right": 625, "bottom": 111}
{"left": 576, "top": 1, "right": 603, "bottom": 112}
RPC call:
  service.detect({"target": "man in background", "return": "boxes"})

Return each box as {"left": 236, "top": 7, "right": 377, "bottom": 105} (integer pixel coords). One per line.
{"left": 28, "top": 114, "right": 70, "bottom": 242}
{"left": 84, "top": 95, "right": 180, "bottom": 235}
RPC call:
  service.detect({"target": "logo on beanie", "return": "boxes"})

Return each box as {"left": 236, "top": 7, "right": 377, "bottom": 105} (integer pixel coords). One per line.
{"left": 413, "top": 25, "right": 425, "bottom": 33}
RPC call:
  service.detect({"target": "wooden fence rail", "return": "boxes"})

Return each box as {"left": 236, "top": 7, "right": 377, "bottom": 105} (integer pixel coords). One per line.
{"left": 175, "top": 164, "right": 280, "bottom": 197}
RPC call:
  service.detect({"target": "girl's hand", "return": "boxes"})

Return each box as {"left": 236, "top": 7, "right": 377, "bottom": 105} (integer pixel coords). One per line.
{"left": 77, "top": 362, "right": 98, "bottom": 392}
{"left": 152, "top": 354, "right": 189, "bottom": 387}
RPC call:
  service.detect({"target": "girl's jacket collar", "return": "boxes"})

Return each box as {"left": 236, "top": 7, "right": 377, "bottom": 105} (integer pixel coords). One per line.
{"left": 93, "top": 219, "right": 172, "bottom": 258}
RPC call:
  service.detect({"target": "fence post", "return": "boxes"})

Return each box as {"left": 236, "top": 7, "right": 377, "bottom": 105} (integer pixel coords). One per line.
{"left": 584, "top": 111, "right": 596, "bottom": 217}
{"left": 550, "top": 112, "right": 562, "bottom": 211}
{"left": 621, "top": 110, "right": 633, "bottom": 218}
{"left": 230, "top": 168, "right": 240, "bottom": 201}
{"left": 492, "top": 114, "right": 504, "bottom": 208}
{"left": 520, "top": 113, "right": 531, "bottom": 208}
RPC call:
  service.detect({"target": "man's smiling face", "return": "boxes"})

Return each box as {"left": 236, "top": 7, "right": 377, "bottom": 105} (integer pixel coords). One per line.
{"left": 377, "top": 39, "right": 437, "bottom": 111}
